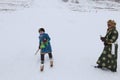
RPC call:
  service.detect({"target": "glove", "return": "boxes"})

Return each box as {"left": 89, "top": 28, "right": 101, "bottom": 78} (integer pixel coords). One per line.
{"left": 100, "top": 37, "right": 105, "bottom": 42}
{"left": 38, "top": 46, "right": 41, "bottom": 49}
{"left": 104, "top": 42, "right": 108, "bottom": 46}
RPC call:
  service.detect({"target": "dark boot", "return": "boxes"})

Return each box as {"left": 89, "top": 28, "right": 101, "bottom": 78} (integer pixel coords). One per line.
{"left": 110, "top": 68, "right": 117, "bottom": 72}
{"left": 94, "top": 65, "right": 102, "bottom": 68}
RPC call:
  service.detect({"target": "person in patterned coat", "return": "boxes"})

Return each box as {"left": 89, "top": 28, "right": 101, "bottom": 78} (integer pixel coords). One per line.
{"left": 95, "top": 20, "right": 119, "bottom": 72}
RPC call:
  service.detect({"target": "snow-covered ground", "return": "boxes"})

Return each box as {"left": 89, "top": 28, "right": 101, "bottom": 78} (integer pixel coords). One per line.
{"left": 0, "top": 0, "right": 120, "bottom": 80}
{"left": 0, "top": 0, "right": 33, "bottom": 11}
{"left": 63, "top": 0, "right": 120, "bottom": 12}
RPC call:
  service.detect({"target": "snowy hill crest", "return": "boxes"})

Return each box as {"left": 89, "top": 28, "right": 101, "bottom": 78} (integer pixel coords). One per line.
{"left": 0, "top": 0, "right": 33, "bottom": 11}
{"left": 62, "top": 0, "right": 120, "bottom": 12}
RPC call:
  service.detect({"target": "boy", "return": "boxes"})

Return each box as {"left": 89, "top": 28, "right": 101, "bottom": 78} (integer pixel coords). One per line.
{"left": 38, "top": 28, "right": 53, "bottom": 71}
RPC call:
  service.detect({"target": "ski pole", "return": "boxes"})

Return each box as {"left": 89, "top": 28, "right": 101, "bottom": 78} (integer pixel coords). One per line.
{"left": 35, "top": 49, "right": 40, "bottom": 55}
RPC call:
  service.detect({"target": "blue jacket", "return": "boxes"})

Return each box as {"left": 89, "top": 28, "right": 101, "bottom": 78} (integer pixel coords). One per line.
{"left": 39, "top": 33, "right": 52, "bottom": 53}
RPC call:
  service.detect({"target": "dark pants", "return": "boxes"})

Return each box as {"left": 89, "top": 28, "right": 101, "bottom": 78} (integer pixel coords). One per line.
{"left": 41, "top": 53, "right": 53, "bottom": 64}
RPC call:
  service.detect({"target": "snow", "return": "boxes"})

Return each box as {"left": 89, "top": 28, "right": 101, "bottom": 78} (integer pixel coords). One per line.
{"left": 65, "top": 0, "right": 120, "bottom": 12}
{"left": 0, "top": 0, "right": 33, "bottom": 11}
{"left": 0, "top": 0, "right": 120, "bottom": 80}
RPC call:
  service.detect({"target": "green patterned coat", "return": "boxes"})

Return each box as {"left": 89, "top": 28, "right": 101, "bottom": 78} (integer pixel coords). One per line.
{"left": 97, "top": 27, "right": 118, "bottom": 70}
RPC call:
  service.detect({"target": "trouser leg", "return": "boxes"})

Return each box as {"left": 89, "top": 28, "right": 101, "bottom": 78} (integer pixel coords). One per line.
{"left": 41, "top": 53, "right": 45, "bottom": 64}
{"left": 48, "top": 53, "right": 53, "bottom": 67}
{"left": 48, "top": 53, "right": 53, "bottom": 59}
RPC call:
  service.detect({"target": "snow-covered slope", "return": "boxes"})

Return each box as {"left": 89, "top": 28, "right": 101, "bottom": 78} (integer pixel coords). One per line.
{"left": 0, "top": 0, "right": 120, "bottom": 80}
{"left": 0, "top": 0, "right": 33, "bottom": 11}
{"left": 63, "top": 0, "right": 120, "bottom": 12}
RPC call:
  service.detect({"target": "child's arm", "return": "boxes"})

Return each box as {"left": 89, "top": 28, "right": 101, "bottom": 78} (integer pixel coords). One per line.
{"left": 46, "top": 34, "right": 51, "bottom": 41}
